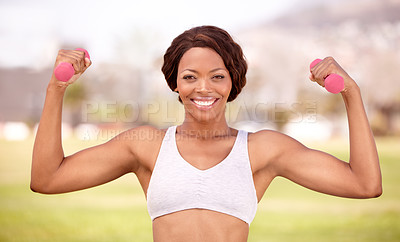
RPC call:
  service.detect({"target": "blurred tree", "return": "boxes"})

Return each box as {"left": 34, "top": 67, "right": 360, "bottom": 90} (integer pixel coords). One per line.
{"left": 273, "top": 108, "right": 292, "bottom": 132}
{"left": 64, "top": 80, "right": 87, "bottom": 127}
{"left": 371, "top": 98, "right": 400, "bottom": 136}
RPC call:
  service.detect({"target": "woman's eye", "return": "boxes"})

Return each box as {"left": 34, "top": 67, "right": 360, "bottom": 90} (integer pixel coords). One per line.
{"left": 213, "top": 75, "right": 225, "bottom": 80}
{"left": 183, "top": 75, "right": 196, "bottom": 80}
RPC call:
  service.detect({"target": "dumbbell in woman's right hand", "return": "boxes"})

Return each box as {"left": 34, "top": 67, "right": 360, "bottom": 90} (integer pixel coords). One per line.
{"left": 310, "top": 58, "right": 344, "bottom": 94}
{"left": 54, "top": 48, "right": 91, "bottom": 82}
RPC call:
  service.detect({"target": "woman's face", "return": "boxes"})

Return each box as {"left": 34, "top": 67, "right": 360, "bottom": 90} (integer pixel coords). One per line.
{"left": 176, "top": 47, "right": 232, "bottom": 123}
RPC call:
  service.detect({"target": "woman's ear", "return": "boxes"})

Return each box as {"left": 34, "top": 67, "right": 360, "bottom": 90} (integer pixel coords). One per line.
{"left": 174, "top": 87, "right": 182, "bottom": 103}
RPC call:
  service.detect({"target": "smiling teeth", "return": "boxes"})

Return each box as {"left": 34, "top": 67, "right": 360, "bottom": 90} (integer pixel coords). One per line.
{"left": 193, "top": 100, "right": 215, "bottom": 106}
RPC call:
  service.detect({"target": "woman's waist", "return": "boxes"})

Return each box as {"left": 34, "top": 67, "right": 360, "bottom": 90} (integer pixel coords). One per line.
{"left": 152, "top": 209, "right": 249, "bottom": 242}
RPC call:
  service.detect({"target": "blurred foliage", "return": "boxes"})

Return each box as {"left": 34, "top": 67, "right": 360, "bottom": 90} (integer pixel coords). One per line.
{"left": 371, "top": 100, "right": 400, "bottom": 136}
{"left": 64, "top": 80, "right": 87, "bottom": 127}
{"left": 64, "top": 81, "right": 87, "bottom": 107}
{"left": 2, "top": 0, "right": 400, "bottom": 138}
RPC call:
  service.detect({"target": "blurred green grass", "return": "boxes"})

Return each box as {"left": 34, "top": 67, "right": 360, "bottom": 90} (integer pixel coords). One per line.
{"left": 0, "top": 136, "right": 399, "bottom": 242}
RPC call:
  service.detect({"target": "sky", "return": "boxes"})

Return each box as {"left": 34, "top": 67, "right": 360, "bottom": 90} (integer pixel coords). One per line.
{"left": 0, "top": 0, "right": 309, "bottom": 68}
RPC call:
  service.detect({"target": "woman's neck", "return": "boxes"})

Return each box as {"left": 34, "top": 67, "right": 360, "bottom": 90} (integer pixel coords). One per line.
{"left": 178, "top": 120, "right": 232, "bottom": 140}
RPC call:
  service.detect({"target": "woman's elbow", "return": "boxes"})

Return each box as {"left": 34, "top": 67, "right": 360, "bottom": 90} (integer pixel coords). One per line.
{"left": 369, "top": 185, "right": 383, "bottom": 198}
{"left": 30, "top": 178, "right": 55, "bottom": 194}
{"left": 30, "top": 180, "right": 46, "bottom": 194}
{"left": 30, "top": 183, "right": 42, "bottom": 193}
{"left": 360, "top": 182, "right": 383, "bottom": 198}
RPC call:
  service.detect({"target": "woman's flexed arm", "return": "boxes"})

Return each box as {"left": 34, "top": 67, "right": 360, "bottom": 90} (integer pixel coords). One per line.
{"left": 31, "top": 49, "right": 90, "bottom": 191}
{"left": 259, "top": 57, "right": 382, "bottom": 199}
{"left": 31, "top": 49, "right": 139, "bottom": 194}
{"left": 310, "top": 57, "right": 382, "bottom": 197}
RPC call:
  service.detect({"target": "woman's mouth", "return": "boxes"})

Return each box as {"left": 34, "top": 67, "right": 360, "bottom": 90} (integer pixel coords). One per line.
{"left": 190, "top": 97, "right": 219, "bottom": 109}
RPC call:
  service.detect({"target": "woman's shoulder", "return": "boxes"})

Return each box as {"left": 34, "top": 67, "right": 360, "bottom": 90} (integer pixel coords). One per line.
{"left": 121, "top": 125, "right": 168, "bottom": 141}
{"left": 111, "top": 125, "right": 168, "bottom": 154}
{"left": 114, "top": 125, "right": 170, "bottom": 170}
{"left": 248, "top": 128, "right": 304, "bottom": 144}
{"left": 248, "top": 128, "right": 287, "bottom": 144}
{"left": 247, "top": 129, "right": 304, "bottom": 161}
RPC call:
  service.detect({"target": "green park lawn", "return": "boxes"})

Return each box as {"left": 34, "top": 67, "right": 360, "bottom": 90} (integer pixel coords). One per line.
{"left": 0, "top": 136, "right": 399, "bottom": 241}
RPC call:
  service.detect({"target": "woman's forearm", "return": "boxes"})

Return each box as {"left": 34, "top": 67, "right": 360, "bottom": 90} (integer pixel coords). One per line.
{"left": 342, "top": 85, "right": 382, "bottom": 197}
{"left": 31, "top": 82, "right": 67, "bottom": 191}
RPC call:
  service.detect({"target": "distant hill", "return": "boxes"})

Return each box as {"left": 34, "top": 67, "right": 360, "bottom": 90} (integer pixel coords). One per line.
{"left": 269, "top": 0, "right": 400, "bottom": 28}
{"left": 236, "top": 0, "right": 400, "bottom": 136}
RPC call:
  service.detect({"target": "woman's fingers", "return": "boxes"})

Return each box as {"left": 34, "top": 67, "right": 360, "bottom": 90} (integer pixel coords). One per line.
{"left": 55, "top": 49, "right": 89, "bottom": 75}
{"left": 53, "top": 49, "right": 91, "bottom": 84}
{"left": 310, "top": 57, "right": 348, "bottom": 90}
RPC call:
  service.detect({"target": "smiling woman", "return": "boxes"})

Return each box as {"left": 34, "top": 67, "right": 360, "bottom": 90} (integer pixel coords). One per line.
{"left": 176, "top": 47, "right": 232, "bottom": 122}
{"left": 31, "top": 25, "right": 382, "bottom": 242}
{"left": 162, "top": 25, "right": 247, "bottom": 103}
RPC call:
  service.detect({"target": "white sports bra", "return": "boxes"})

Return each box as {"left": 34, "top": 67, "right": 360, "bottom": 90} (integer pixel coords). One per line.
{"left": 146, "top": 126, "right": 258, "bottom": 225}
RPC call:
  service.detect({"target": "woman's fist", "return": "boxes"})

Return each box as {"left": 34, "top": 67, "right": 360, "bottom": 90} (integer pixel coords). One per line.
{"left": 309, "top": 57, "right": 356, "bottom": 94}
{"left": 52, "top": 49, "right": 91, "bottom": 86}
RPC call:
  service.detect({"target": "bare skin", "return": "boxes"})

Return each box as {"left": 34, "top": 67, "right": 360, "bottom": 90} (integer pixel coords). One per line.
{"left": 31, "top": 47, "right": 382, "bottom": 242}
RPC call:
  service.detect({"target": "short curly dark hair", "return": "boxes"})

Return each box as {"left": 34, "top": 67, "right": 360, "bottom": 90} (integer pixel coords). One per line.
{"left": 161, "top": 25, "right": 247, "bottom": 102}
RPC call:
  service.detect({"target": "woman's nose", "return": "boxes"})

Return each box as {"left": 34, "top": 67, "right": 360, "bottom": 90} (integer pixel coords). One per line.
{"left": 195, "top": 79, "right": 212, "bottom": 93}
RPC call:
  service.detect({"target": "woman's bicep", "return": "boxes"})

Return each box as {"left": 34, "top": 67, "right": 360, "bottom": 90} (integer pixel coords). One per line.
{"left": 271, "top": 135, "right": 365, "bottom": 198}
{"left": 40, "top": 132, "right": 138, "bottom": 194}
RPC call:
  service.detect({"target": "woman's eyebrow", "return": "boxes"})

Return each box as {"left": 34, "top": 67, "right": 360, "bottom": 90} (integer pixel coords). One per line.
{"left": 179, "top": 67, "right": 227, "bottom": 74}
{"left": 180, "top": 67, "right": 228, "bottom": 74}
{"left": 209, "top": 68, "right": 227, "bottom": 73}
{"left": 180, "top": 69, "right": 198, "bottom": 74}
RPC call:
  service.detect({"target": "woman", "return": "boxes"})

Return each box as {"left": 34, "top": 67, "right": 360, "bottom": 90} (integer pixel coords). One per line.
{"left": 31, "top": 25, "right": 382, "bottom": 241}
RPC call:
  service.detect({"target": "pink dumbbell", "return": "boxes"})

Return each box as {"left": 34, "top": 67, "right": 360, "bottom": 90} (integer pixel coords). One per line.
{"left": 310, "top": 59, "right": 344, "bottom": 94}
{"left": 54, "top": 48, "right": 90, "bottom": 82}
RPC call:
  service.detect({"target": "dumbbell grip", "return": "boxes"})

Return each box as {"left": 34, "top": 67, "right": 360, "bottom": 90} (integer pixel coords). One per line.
{"left": 310, "top": 59, "right": 344, "bottom": 94}
{"left": 54, "top": 48, "right": 90, "bottom": 82}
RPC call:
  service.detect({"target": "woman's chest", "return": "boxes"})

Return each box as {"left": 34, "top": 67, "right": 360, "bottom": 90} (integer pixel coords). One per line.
{"left": 175, "top": 137, "right": 237, "bottom": 170}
